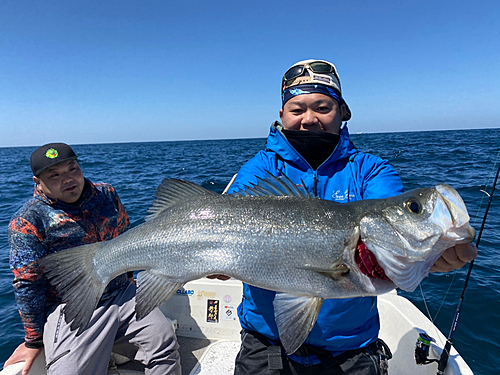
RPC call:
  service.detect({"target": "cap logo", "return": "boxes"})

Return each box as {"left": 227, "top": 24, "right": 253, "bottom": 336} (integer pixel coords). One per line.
{"left": 312, "top": 75, "right": 332, "bottom": 85}
{"left": 45, "top": 148, "right": 59, "bottom": 159}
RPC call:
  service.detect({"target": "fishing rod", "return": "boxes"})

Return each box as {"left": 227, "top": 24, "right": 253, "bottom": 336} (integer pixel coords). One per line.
{"left": 434, "top": 159, "right": 500, "bottom": 374}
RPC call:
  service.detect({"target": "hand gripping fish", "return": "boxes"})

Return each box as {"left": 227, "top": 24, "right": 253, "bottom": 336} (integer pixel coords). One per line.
{"left": 41, "top": 173, "right": 475, "bottom": 354}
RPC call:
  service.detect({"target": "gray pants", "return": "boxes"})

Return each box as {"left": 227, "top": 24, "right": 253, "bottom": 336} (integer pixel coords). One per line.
{"left": 43, "top": 281, "right": 181, "bottom": 375}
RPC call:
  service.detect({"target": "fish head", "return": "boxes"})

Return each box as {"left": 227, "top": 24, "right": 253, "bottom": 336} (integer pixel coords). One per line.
{"left": 359, "top": 184, "right": 476, "bottom": 292}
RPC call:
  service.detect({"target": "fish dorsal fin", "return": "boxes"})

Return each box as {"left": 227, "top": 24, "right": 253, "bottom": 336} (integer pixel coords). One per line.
{"left": 273, "top": 293, "right": 324, "bottom": 354}
{"left": 233, "top": 171, "right": 311, "bottom": 198}
{"left": 146, "top": 178, "right": 218, "bottom": 221}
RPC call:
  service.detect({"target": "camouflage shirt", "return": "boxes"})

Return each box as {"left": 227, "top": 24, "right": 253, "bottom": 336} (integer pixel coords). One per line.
{"left": 8, "top": 179, "right": 130, "bottom": 347}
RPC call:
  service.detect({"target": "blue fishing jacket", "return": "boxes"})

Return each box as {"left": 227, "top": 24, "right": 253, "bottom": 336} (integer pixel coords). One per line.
{"left": 228, "top": 122, "right": 404, "bottom": 363}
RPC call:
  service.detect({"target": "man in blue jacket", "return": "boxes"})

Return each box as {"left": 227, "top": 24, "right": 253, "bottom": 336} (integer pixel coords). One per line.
{"left": 226, "top": 59, "right": 477, "bottom": 374}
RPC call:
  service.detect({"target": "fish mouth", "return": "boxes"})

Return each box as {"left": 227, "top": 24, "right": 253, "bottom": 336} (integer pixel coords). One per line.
{"left": 357, "top": 184, "right": 475, "bottom": 292}
{"left": 355, "top": 239, "right": 390, "bottom": 281}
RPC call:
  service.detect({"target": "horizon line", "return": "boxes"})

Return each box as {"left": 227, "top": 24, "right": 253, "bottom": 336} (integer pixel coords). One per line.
{"left": 1, "top": 126, "right": 499, "bottom": 149}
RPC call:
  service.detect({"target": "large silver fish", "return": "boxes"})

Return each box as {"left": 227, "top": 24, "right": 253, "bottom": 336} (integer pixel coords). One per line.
{"left": 41, "top": 173, "right": 475, "bottom": 354}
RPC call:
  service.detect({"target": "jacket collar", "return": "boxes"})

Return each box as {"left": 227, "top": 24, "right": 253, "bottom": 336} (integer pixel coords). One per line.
{"left": 266, "top": 121, "right": 357, "bottom": 169}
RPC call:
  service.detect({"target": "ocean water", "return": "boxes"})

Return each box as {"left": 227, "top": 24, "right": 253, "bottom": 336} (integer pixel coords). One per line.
{"left": 1, "top": 128, "right": 499, "bottom": 374}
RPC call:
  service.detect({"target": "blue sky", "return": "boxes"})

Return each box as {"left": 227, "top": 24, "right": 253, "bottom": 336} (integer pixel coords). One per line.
{"left": 1, "top": 0, "right": 499, "bottom": 147}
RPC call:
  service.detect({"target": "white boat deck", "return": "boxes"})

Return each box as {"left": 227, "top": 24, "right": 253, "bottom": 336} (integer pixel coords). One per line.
{"left": 1, "top": 279, "right": 474, "bottom": 375}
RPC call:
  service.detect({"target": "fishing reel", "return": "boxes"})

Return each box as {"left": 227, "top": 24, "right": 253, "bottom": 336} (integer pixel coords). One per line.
{"left": 415, "top": 332, "right": 439, "bottom": 365}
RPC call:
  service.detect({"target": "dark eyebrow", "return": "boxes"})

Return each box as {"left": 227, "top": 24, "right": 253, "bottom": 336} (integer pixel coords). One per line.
{"left": 312, "top": 99, "right": 334, "bottom": 105}
{"left": 288, "top": 99, "right": 333, "bottom": 106}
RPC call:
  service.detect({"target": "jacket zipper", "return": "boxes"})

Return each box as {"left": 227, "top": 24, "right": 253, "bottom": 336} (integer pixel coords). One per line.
{"left": 45, "top": 350, "right": 70, "bottom": 370}
{"left": 276, "top": 128, "right": 321, "bottom": 198}
{"left": 313, "top": 171, "right": 318, "bottom": 197}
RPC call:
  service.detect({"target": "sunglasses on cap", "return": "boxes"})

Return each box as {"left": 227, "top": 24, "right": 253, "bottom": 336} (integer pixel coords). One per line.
{"left": 282, "top": 61, "right": 340, "bottom": 83}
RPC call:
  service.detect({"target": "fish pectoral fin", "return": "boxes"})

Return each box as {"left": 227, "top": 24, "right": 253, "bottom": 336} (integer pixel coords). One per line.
{"left": 297, "top": 264, "right": 350, "bottom": 280}
{"left": 135, "top": 271, "right": 183, "bottom": 320}
{"left": 273, "top": 293, "right": 324, "bottom": 355}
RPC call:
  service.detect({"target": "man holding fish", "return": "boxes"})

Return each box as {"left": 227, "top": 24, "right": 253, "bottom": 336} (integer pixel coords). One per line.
{"left": 5, "top": 143, "right": 181, "bottom": 374}
{"left": 223, "top": 59, "right": 478, "bottom": 374}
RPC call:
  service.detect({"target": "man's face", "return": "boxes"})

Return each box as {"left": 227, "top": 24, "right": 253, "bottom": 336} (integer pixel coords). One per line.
{"left": 279, "top": 93, "right": 346, "bottom": 134}
{"left": 33, "top": 159, "right": 85, "bottom": 204}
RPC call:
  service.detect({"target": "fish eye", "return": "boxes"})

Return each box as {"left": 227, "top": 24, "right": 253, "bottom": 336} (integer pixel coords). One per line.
{"left": 405, "top": 198, "right": 422, "bottom": 214}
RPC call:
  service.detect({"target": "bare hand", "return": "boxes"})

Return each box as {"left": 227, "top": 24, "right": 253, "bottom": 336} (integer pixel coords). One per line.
{"left": 431, "top": 243, "right": 478, "bottom": 273}
{"left": 3, "top": 342, "right": 42, "bottom": 375}
{"left": 206, "top": 274, "right": 231, "bottom": 281}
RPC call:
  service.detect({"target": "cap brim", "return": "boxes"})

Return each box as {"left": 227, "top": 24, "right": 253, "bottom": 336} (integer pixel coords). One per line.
{"left": 35, "top": 156, "right": 78, "bottom": 176}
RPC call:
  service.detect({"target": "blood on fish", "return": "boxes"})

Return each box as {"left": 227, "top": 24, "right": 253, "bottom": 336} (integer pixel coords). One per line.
{"left": 355, "top": 240, "right": 390, "bottom": 281}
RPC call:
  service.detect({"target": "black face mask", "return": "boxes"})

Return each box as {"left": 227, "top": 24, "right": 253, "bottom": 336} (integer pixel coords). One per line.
{"left": 282, "top": 129, "right": 340, "bottom": 170}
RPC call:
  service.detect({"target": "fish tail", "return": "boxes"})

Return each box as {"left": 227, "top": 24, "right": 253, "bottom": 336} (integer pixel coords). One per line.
{"left": 41, "top": 242, "right": 107, "bottom": 336}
